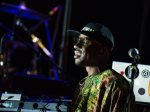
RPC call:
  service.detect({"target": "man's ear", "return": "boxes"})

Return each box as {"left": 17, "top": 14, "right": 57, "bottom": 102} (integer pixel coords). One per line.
{"left": 98, "top": 46, "right": 109, "bottom": 55}
{"left": 98, "top": 46, "right": 104, "bottom": 54}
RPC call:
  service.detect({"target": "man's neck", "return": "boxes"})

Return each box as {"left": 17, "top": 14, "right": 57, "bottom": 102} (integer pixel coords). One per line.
{"left": 85, "top": 66, "right": 100, "bottom": 76}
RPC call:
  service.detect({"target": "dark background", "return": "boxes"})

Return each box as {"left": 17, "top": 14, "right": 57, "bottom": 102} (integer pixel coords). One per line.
{"left": 0, "top": 0, "right": 150, "bottom": 109}
{"left": 67, "top": 0, "right": 150, "bottom": 86}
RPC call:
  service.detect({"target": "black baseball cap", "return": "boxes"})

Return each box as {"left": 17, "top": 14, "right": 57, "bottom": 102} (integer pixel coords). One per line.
{"left": 67, "top": 22, "right": 114, "bottom": 49}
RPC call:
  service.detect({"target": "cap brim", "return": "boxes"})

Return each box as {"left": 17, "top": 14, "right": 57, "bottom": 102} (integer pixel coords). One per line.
{"left": 67, "top": 30, "right": 81, "bottom": 39}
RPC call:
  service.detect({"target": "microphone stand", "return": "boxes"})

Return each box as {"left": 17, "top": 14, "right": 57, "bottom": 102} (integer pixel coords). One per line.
{"left": 125, "top": 58, "right": 139, "bottom": 91}
{"left": 125, "top": 55, "right": 140, "bottom": 110}
{"left": 0, "top": 34, "right": 5, "bottom": 76}
{"left": 130, "top": 60, "right": 139, "bottom": 92}
{"left": 0, "top": 34, "right": 9, "bottom": 81}
{"left": 130, "top": 58, "right": 139, "bottom": 111}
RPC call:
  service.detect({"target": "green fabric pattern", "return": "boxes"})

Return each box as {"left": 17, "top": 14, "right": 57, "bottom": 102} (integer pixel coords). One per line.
{"left": 70, "top": 69, "right": 135, "bottom": 112}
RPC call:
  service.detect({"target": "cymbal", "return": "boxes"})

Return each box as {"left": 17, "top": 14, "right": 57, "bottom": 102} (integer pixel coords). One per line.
{"left": 0, "top": 2, "right": 48, "bottom": 20}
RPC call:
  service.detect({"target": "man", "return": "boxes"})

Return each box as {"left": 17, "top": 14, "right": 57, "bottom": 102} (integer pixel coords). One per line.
{"left": 67, "top": 22, "right": 135, "bottom": 112}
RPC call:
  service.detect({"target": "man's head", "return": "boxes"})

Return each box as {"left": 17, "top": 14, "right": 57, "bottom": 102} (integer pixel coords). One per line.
{"left": 68, "top": 22, "right": 114, "bottom": 67}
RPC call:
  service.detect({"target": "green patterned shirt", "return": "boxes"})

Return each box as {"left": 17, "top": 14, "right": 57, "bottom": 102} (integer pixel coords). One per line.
{"left": 70, "top": 69, "right": 135, "bottom": 112}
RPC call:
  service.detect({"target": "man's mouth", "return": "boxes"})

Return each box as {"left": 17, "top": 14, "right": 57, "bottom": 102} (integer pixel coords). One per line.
{"left": 74, "top": 50, "right": 82, "bottom": 59}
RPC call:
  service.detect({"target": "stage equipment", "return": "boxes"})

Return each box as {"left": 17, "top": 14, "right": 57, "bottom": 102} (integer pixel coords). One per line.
{"left": 112, "top": 61, "right": 150, "bottom": 104}
{"left": 0, "top": 2, "right": 47, "bottom": 20}
{"left": 15, "top": 19, "right": 61, "bottom": 79}
{"left": 0, "top": 74, "right": 73, "bottom": 111}
{"left": 0, "top": 2, "right": 52, "bottom": 50}
{"left": 0, "top": 2, "right": 59, "bottom": 79}
{"left": 0, "top": 92, "right": 71, "bottom": 112}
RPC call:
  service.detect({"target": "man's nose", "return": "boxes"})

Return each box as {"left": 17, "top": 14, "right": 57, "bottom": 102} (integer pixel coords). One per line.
{"left": 74, "top": 41, "right": 82, "bottom": 48}
{"left": 74, "top": 45, "right": 78, "bottom": 49}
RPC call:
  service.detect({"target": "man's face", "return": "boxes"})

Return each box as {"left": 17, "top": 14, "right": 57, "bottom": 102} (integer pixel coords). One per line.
{"left": 74, "top": 34, "right": 105, "bottom": 66}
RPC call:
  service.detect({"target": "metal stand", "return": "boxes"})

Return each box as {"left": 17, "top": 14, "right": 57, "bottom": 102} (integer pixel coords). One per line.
{"left": 0, "top": 34, "right": 8, "bottom": 78}
{"left": 125, "top": 61, "right": 138, "bottom": 111}
{"left": 17, "top": 19, "right": 61, "bottom": 80}
{"left": 126, "top": 48, "right": 140, "bottom": 91}
{"left": 125, "top": 49, "right": 140, "bottom": 111}
{"left": 125, "top": 58, "right": 139, "bottom": 91}
{"left": 58, "top": 0, "right": 72, "bottom": 79}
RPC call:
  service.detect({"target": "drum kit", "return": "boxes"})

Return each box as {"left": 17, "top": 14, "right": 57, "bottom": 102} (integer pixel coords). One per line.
{"left": 0, "top": 3, "right": 72, "bottom": 111}
{"left": 0, "top": 2, "right": 59, "bottom": 80}
{"left": 0, "top": 2, "right": 48, "bottom": 20}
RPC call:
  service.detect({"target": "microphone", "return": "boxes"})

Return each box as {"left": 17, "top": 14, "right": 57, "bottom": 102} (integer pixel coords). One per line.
{"left": 128, "top": 48, "right": 140, "bottom": 60}
{"left": 125, "top": 48, "right": 140, "bottom": 79}
{"left": 49, "top": 6, "right": 60, "bottom": 16}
